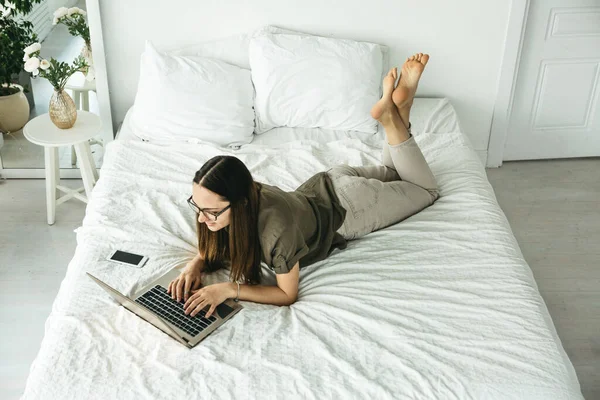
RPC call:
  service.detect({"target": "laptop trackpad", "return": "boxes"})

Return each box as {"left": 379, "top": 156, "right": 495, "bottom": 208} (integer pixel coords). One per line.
{"left": 216, "top": 303, "right": 234, "bottom": 318}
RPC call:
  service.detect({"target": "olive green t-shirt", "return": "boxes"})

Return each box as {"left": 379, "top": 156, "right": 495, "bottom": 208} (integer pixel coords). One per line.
{"left": 258, "top": 172, "right": 348, "bottom": 274}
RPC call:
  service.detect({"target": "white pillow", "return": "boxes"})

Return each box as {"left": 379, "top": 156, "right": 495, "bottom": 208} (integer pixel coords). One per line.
{"left": 170, "top": 33, "right": 252, "bottom": 69}
{"left": 249, "top": 32, "right": 383, "bottom": 134}
{"left": 170, "top": 25, "right": 389, "bottom": 74}
{"left": 130, "top": 41, "right": 255, "bottom": 148}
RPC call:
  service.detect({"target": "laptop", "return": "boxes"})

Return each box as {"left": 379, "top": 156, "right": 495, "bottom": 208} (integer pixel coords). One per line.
{"left": 87, "top": 268, "right": 243, "bottom": 348}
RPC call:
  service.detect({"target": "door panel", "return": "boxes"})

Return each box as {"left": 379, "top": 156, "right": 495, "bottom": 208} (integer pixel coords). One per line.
{"left": 504, "top": 0, "right": 600, "bottom": 161}
{"left": 533, "top": 61, "right": 598, "bottom": 129}
{"left": 549, "top": 8, "right": 600, "bottom": 37}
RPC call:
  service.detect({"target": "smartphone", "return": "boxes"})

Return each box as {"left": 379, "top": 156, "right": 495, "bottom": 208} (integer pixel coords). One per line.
{"left": 107, "top": 250, "right": 149, "bottom": 268}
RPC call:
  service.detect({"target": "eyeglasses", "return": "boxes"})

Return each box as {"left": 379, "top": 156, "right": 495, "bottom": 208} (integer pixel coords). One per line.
{"left": 187, "top": 196, "right": 231, "bottom": 221}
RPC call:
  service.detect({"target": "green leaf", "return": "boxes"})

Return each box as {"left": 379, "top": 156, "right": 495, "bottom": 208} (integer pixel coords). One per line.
{"left": 10, "top": 0, "right": 44, "bottom": 15}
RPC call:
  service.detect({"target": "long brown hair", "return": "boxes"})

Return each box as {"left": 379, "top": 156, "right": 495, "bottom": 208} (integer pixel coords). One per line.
{"left": 193, "top": 156, "right": 262, "bottom": 284}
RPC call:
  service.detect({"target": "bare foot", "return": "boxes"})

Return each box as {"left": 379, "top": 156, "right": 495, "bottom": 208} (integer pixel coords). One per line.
{"left": 392, "top": 53, "right": 429, "bottom": 128}
{"left": 370, "top": 67, "right": 398, "bottom": 124}
{"left": 370, "top": 68, "right": 411, "bottom": 145}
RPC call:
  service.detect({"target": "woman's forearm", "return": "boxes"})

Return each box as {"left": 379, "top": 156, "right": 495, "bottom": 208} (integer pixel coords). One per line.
{"left": 193, "top": 252, "right": 204, "bottom": 263}
{"left": 226, "top": 282, "right": 296, "bottom": 306}
{"left": 191, "top": 253, "right": 205, "bottom": 271}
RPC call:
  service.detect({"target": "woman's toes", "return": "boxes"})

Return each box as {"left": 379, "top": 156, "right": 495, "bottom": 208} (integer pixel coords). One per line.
{"left": 388, "top": 67, "right": 398, "bottom": 81}
{"left": 382, "top": 68, "right": 396, "bottom": 95}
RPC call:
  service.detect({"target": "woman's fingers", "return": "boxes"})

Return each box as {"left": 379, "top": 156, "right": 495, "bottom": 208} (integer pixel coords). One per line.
{"left": 175, "top": 278, "right": 186, "bottom": 302}
{"left": 191, "top": 278, "right": 202, "bottom": 291}
{"left": 169, "top": 278, "right": 178, "bottom": 299}
{"left": 185, "top": 292, "right": 208, "bottom": 316}
{"left": 205, "top": 304, "right": 217, "bottom": 319}
{"left": 190, "top": 300, "right": 209, "bottom": 317}
{"left": 184, "top": 278, "right": 193, "bottom": 302}
{"left": 184, "top": 290, "right": 201, "bottom": 310}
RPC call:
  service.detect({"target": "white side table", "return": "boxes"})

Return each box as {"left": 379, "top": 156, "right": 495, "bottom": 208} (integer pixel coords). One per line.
{"left": 65, "top": 73, "right": 96, "bottom": 111}
{"left": 23, "top": 111, "right": 101, "bottom": 225}
{"left": 65, "top": 74, "right": 100, "bottom": 166}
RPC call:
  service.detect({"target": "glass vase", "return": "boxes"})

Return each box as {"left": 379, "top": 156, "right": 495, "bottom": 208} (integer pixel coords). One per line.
{"left": 49, "top": 89, "right": 77, "bottom": 129}
{"left": 80, "top": 42, "right": 94, "bottom": 80}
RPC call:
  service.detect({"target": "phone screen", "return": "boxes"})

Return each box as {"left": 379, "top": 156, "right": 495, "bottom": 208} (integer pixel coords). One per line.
{"left": 111, "top": 250, "right": 144, "bottom": 265}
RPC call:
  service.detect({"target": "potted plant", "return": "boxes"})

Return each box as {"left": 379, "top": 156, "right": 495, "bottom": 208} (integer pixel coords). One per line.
{"left": 53, "top": 6, "right": 94, "bottom": 80}
{"left": 6, "top": 0, "right": 43, "bottom": 14}
{"left": 0, "top": 1, "right": 37, "bottom": 133}
{"left": 23, "top": 43, "right": 88, "bottom": 129}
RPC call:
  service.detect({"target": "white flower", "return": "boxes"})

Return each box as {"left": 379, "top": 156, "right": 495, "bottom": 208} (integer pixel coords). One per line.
{"left": 1, "top": 6, "right": 11, "bottom": 17}
{"left": 32, "top": 69, "right": 40, "bottom": 77}
{"left": 53, "top": 16, "right": 58, "bottom": 25}
{"left": 23, "top": 53, "right": 30, "bottom": 62}
{"left": 24, "top": 57, "right": 40, "bottom": 73}
{"left": 23, "top": 42, "right": 41, "bottom": 55}
{"left": 53, "top": 7, "right": 68, "bottom": 19}
{"left": 40, "top": 59, "right": 51, "bottom": 70}
{"left": 68, "top": 7, "right": 86, "bottom": 16}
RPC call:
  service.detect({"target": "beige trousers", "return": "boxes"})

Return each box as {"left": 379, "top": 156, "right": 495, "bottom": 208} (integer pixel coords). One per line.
{"left": 328, "top": 130, "right": 439, "bottom": 240}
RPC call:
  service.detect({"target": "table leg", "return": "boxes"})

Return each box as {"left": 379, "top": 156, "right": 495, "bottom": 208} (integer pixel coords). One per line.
{"left": 55, "top": 149, "right": 60, "bottom": 183}
{"left": 74, "top": 142, "right": 95, "bottom": 199}
{"left": 82, "top": 91, "right": 90, "bottom": 112}
{"left": 84, "top": 140, "right": 99, "bottom": 182}
{"left": 44, "top": 146, "right": 58, "bottom": 225}
{"left": 71, "top": 145, "right": 77, "bottom": 166}
{"left": 73, "top": 90, "right": 81, "bottom": 110}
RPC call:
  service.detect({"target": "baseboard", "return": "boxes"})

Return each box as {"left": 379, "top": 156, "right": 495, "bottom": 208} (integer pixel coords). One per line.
{"left": 0, "top": 168, "right": 83, "bottom": 179}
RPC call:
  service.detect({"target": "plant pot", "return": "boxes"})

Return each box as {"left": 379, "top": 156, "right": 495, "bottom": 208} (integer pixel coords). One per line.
{"left": 18, "top": 70, "right": 35, "bottom": 110}
{"left": 0, "top": 84, "right": 30, "bottom": 133}
{"left": 49, "top": 89, "right": 77, "bottom": 129}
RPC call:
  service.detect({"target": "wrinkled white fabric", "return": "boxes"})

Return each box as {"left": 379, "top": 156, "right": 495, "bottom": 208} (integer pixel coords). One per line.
{"left": 119, "top": 98, "right": 462, "bottom": 144}
{"left": 22, "top": 103, "right": 582, "bottom": 399}
{"left": 250, "top": 32, "right": 383, "bottom": 134}
{"left": 130, "top": 42, "right": 255, "bottom": 148}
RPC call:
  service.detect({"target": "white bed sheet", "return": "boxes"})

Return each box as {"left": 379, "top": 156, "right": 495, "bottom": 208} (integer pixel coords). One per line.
{"left": 22, "top": 100, "right": 583, "bottom": 399}
{"left": 117, "top": 97, "right": 463, "bottom": 146}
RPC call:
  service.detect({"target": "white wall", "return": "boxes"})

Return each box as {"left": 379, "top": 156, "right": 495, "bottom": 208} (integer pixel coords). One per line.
{"left": 99, "top": 0, "right": 510, "bottom": 156}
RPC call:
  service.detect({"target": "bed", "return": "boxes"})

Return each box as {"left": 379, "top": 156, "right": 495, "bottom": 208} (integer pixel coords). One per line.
{"left": 21, "top": 97, "right": 583, "bottom": 399}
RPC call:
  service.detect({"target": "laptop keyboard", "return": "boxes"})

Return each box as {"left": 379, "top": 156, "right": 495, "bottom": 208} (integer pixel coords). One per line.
{"left": 135, "top": 285, "right": 217, "bottom": 337}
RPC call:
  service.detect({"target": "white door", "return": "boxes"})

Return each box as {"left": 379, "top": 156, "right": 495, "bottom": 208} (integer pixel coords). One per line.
{"left": 504, "top": 0, "right": 600, "bottom": 161}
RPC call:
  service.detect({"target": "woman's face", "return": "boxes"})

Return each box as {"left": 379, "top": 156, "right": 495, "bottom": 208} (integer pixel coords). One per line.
{"left": 191, "top": 184, "right": 231, "bottom": 231}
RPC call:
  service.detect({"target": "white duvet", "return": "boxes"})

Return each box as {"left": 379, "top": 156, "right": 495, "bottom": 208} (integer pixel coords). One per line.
{"left": 22, "top": 102, "right": 582, "bottom": 399}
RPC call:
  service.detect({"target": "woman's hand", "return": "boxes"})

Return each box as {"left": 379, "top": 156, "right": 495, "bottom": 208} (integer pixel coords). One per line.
{"left": 167, "top": 259, "right": 203, "bottom": 302}
{"left": 183, "top": 282, "right": 234, "bottom": 319}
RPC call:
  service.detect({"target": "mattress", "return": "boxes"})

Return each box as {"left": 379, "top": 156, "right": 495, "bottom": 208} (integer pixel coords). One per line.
{"left": 22, "top": 99, "right": 583, "bottom": 399}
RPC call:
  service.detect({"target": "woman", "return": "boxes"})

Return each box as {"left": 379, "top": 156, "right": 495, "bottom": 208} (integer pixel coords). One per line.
{"left": 168, "top": 53, "right": 439, "bottom": 319}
